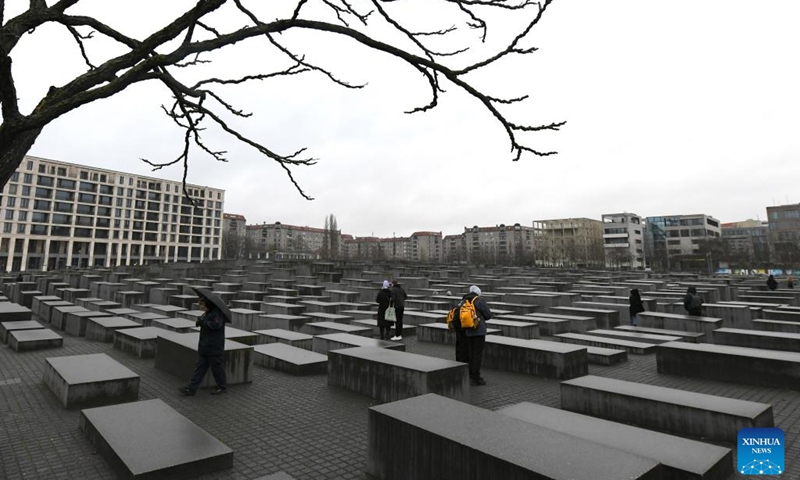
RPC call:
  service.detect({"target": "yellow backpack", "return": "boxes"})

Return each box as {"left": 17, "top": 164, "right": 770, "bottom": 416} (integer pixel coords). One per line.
{"left": 446, "top": 296, "right": 481, "bottom": 330}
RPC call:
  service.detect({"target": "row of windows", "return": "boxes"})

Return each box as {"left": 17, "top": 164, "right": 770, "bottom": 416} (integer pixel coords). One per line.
{"left": 12, "top": 167, "right": 223, "bottom": 201}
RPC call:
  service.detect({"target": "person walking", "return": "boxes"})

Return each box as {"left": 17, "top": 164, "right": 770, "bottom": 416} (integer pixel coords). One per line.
{"left": 629, "top": 288, "right": 645, "bottom": 326}
{"left": 179, "top": 287, "right": 230, "bottom": 396}
{"left": 389, "top": 280, "right": 408, "bottom": 341}
{"left": 376, "top": 280, "right": 393, "bottom": 340}
{"left": 454, "top": 285, "right": 493, "bottom": 386}
{"left": 683, "top": 286, "right": 703, "bottom": 316}
{"left": 788, "top": 276, "right": 795, "bottom": 289}
{"left": 767, "top": 274, "right": 778, "bottom": 291}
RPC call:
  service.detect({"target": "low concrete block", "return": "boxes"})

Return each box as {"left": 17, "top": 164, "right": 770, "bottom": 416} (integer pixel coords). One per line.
{"left": 561, "top": 375, "right": 773, "bottom": 443}
{"left": 0, "top": 320, "right": 44, "bottom": 343}
{"left": 254, "top": 343, "right": 327, "bottom": 375}
{"left": 80, "top": 398, "right": 233, "bottom": 479}
{"left": 154, "top": 334, "right": 253, "bottom": 387}
{"left": 113, "top": 327, "right": 164, "bottom": 358}
{"left": 10, "top": 329, "right": 63, "bottom": 351}
{"left": 43, "top": 353, "right": 139, "bottom": 409}
{"left": 329, "top": 347, "right": 468, "bottom": 403}
{"left": 254, "top": 329, "right": 313, "bottom": 350}
{"left": 367, "top": 394, "right": 662, "bottom": 480}
{"left": 85, "top": 317, "right": 141, "bottom": 343}
{"left": 483, "top": 336, "right": 588, "bottom": 379}
{"left": 312, "top": 333, "right": 405, "bottom": 354}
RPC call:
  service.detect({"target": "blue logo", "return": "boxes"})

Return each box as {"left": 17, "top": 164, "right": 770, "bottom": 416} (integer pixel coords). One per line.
{"left": 738, "top": 428, "right": 784, "bottom": 475}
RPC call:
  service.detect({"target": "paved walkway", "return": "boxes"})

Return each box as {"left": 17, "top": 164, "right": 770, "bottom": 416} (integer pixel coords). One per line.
{"left": 1, "top": 326, "right": 799, "bottom": 479}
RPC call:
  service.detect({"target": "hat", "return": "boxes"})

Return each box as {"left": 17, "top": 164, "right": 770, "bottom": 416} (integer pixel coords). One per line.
{"left": 469, "top": 285, "right": 481, "bottom": 295}
{"left": 687, "top": 286, "right": 697, "bottom": 294}
{"left": 382, "top": 280, "right": 390, "bottom": 289}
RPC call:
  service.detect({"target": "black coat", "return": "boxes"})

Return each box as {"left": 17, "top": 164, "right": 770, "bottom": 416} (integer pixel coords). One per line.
{"left": 767, "top": 277, "right": 778, "bottom": 291}
{"left": 461, "top": 292, "right": 493, "bottom": 337}
{"left": 197, "top": 307, "right": 226, "bottom": 356}
{"left": 376, "top": 288, "right": 392, "bottom": 320}
{"left": 390, "top": 285, "right": 407, "bottom": 308}
{"left": 629, "top": 294, "right": 645, "bottom": 316}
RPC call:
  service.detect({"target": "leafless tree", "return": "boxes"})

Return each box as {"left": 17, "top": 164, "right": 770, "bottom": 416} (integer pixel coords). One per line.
{"left": 0, "top": 0, "right": 563, "bottom": 202}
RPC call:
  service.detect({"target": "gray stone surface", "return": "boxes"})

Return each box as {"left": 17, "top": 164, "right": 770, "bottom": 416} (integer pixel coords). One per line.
{"left": 80, "top": 398, "right": 233, "bottom": 479}
{"left": 9, "top": 329, "right": 63, "bottom": 351}
{"left": 85, "top": 317, "right": 142, "bottom": 343}
{"left": 367, "top": 393, "right": 662, "bottom": 480}
{"left": 43, "top": 353, "right": 139, "bottom": 409}
{"left": 497, "top": 401, "right": 732, "bottom": 480}
{"left": 0, "top": 320, "right": 44, "bottom": 343}
{"left": 484, "top": 336, "right": 589, "bottom": 379}
{"left": 155, "top": 334, "right": 253, "bottom": 387}
{"left": 312, "top": 333, "right": 405, "bottom": 355}
{"left": 254, "top": 343, "right": 328, "bottom": 375}
{"left": 0, "top": 302, "right": 32, "bottom": 322}
{"left": 561, "top": 375, "right": 774, "bottom": 443}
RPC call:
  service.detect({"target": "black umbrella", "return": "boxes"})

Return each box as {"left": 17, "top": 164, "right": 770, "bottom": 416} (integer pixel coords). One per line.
{"left": 191, "top": 287, "right": 232, "bottom": 323}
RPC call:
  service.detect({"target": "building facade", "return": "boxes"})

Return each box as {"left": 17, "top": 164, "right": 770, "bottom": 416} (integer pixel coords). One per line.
{"left": 645, "top": 213, "right": 721, "bottom": 272}
{"left": 601, "top": 212, "right": 645, "bottom": 270}
{"left": 463, "top": 223, "right": 540, "bottom": 265}
{"left": 534, "top": 218, "right": 604, "bottom": 267}
{"left": 720, "top": 219, "right": 769, "bottom": 268}
{"left": 0, "top": 155, "right": 225, "bottom": 271}
{"left": 410, "top": 231, "right": 442, "bottom": 262}
{"left": 442, "top": 234, "right": 465, "bottom": 263}
{"left": 766, "top": 204, "right": 800, "bottom": 267}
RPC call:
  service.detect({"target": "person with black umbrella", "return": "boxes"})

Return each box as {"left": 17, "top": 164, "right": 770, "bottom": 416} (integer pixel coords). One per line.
{"left": 179, "top": 287, "right": 231, "bottom": 396}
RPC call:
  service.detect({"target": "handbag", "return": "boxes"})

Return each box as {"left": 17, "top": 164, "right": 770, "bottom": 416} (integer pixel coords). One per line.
{"left": 385, "top": 307, "right": 397, "bottom": 322}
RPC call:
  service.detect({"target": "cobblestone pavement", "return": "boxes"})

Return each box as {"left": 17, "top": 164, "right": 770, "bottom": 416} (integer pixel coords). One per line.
{"left": 1, "top": 324, "right": 799, "bottom": 479}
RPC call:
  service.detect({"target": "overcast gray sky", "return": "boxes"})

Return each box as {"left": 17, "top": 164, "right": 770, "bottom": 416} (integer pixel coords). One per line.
{"left": 10, "top": 0, "right": 800, "bottom": 237}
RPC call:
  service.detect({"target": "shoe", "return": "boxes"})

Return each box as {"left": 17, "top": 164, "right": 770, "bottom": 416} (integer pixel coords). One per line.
{"left": 178, "top": 387, "right": 195, "bottom": 396}
{"left": 470, "top": 377, "right": 487, "bottom": 386}
{"left": 211, "top": 387, "right": 227, "bottom": 395}
{"left": 390, "top": 336, "right": 402, "bottom": 341}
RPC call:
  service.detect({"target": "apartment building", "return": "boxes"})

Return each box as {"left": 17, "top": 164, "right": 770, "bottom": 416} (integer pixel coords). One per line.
{"left": 443, "top": 233, "right": 465, "bottom": 263}
{"left": 0, "top": 155, "right": 225, "bottom": 271}
{"left": 766, "top": 203, "right": 800, "bottom": 266}
{"left": 246, "top": 222, "right": 339, "bottom": 257}
{"left": 601, "top": 212, "right": 645, "bottom": 270}
{"left": 410, "top": 231, "right": 442, "bottom": 262}
{"left": 645, "top": 213, "right": 721, "bottom": 271}
{"left": 534, "top": 218, "right": 604, "bottom": 267}
{"left": 223, "top": 213, "right": 247, "bottom": 237}
{"left": 721, "top": 219, "right": 769, "bottom": 267}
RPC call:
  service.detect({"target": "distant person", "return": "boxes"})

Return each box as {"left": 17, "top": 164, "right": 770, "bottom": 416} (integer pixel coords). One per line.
{"left": 629, "top": 289, "right": 645, "bottom": 326}
{"left": 767, "top": 275, "right": 778, "bottom": 291}
{"left": 454, "top": 285, "right": 493, "bottom": 386}
{"left": 376, "top": 280, "right": 393, "bottom": 340}
{"left": 683, "top": 287, "right": 703, "bottom": 316}
{"left": 179, "top": 289, "right": 229, "bottom": 396}
{"left": 788, "top": 276, "right": 795, "bottom": 289}
{"left": 15, "top": 273, "right": 22, "bottom": 282}
{"left": 389, "top": 280, "right": 408, "bottom": 341}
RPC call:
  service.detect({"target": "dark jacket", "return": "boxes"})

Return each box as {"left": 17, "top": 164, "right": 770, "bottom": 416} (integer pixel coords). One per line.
{"left": 629, "top": 291, "right": 645, "bottom": 316}
{"left": 767, "top": 276, "right": 778, "bottom": 291}
{"left": 462, "top": 292, "right": 493, "bottom": 337}
{"left": 683, "top": 292, "right": 703, "bottom": 316}
{"left": 196, "top": 307, "right": 226, "bottom": 356}
{"left": 390, "top": 284, "right": 407, "bottom": 309}
{"left": 376, "top": 288, "right": 392, "bottom": 320}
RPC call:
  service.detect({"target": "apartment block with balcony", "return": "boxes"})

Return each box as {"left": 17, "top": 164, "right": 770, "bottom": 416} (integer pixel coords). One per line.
{"left": 721, "top": 219, "right": 769, "bottom": 268}
{"left": 0, "top": 155, "right": 224, "bottom": 272}
{"left": 602, "top": 212, "right": 645, "bottom": 270}
{"left": 534, "top": 218, "right": 604, "bottom": 267}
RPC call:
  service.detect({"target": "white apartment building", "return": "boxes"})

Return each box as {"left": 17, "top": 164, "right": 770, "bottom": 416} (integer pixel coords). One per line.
{"left": 602, "top": 212, "right": 645, "bottom": 270}
{"left": 0, "top": 155, "right": 225, "bottom": 272}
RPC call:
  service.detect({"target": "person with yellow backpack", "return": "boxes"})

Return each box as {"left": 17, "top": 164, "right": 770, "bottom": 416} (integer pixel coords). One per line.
{"left": 451, "top": 285, "right": 493, "bottom": 386}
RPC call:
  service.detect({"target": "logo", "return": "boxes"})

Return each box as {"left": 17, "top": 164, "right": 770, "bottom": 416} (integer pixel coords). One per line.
{"left": 738, "top": 428, "right": 784, "bottom": 475}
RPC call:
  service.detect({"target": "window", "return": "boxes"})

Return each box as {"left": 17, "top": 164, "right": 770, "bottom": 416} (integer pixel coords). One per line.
{"left": 8, "top": 185, "right": 16, "bottom": 195}
{"left": 20, "top": 198, "right": 29, "bottom": 209}
{"left": 31, "top": 212, "right": 49, "bottom": 223}
{"left": 52, "top": 214, "right": 71, "bottom": 225}
{"left": 35, "top": 187, "right": 52, "bottom": 198}
{"left": 22, "top": 186, "right": 30, "bottom": 196}
{"left": 54, "top": 202, "right": 73, "bottom": 213}
{"left": 23, "top": 173, "right": 33, "bottom": 184}
{"left": 6, "top": 197, "right": 15, "bottom": 207}
{"left": 74, "top": 228, "right": 92, "bottom": 238}
{"left": 55, "top": 190, "right": 75, "bottom": 201}
{"left": 57, "top": 179, "right": 76, "bottom": 189}
{"left": 10, "top": 172, "right": 19, "bottom": 182}
{"left": 18, "top": 211, "right": 27, "bottom": 221}
{"left": 38, "top": 164, "right": 46, "bottom": 173}
{"left": 57, "top": 167, "right": 67, "bottom": 176}
{"left": 75, "top": 204, "right": 94, "bottom": 215}
{"left": 5, "top": 210, "right": 13, "bottom": 220}
{"left": 80, "top": 171, "right": 88, "bottom": 180}
{"left": 99, "top": 185, "right": 113, "bottom": 195}
{"left": 26, "top": 160, "right": 33, "bottom": 170}
{"left": 17, "top": 224, "right": 25, "bottom": 233}
{"left": 33, "top": 200, "right": 51, "bottom": 211}
{"left": 51, "top": 226, "right": 70, "bottom": 236}
{"left": 30, "top": 225, "right": 48, "bottom": 235}
{"left": 3, "top": 223, "right": 11, "bottom": 233}
{"left": 119, "top": 176, "right": 125, "bottom": 184}
{"left": 37, "top": 176, "right": 53, "bottom": 186}
{"left": 78, "top": 193, "right": 96, "bottom": 203}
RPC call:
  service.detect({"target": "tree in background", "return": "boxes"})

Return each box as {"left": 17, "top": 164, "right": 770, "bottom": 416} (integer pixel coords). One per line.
{"left": 0, "top": 0, "right": 562, "bottom": 200}
{"left": 322, "top": 213, "right": 339, "bottom": 259}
